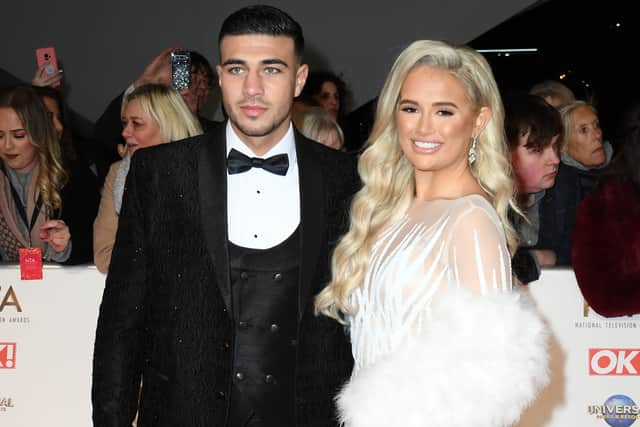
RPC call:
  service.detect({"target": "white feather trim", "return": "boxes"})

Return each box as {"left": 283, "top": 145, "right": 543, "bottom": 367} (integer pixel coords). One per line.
{"left": 337, "top": 288, "right": 549, "bottom": 427}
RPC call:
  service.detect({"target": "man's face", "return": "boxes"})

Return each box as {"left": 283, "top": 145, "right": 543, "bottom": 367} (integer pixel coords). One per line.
{"left": 179, "top": 69, "right": 210, "bottom": 114}
{"left": 217, "top": 34, "right": 308, "bottom": 155}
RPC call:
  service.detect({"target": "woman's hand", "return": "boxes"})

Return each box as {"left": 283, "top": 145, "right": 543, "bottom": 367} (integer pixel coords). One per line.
{"left": 32, "top": 63, "right": 63, "bottom": 87}
{"left": 39, "top": 220, "right": 71, "bottom": 253}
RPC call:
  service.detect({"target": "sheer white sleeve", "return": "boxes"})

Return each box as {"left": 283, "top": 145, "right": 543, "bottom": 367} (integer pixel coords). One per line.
{"left": 446, "top": 203, "right": 512, "bottom": 294}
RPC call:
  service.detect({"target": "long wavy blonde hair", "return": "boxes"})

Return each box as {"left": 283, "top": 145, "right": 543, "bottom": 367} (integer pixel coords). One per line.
{"left": 315, "top": 40, "right": 518, "bottom": 322}
{"left": 0, "top": 85, "right": 68, "bottom": 215}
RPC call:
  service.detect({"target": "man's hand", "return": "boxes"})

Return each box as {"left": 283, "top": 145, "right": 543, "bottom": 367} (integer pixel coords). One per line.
{"left": 134, "top": 47, "right": 182, "bottom": 88}
{"left": 533, "top": 249, "right": 557, "bottom": 267}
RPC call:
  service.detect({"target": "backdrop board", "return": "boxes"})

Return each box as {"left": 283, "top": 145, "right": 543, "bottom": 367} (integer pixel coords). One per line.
{"left": 0, "top": 265, "right": 638, "bottom": 426}
{"left": 519, "top": 269, "right": 639, "bottom": 427}
{"left": 0, "top": 264, "right": 105, "bottom": 424}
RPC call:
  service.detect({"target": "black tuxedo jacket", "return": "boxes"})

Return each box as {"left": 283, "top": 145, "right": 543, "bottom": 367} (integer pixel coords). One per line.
{"left": 92, "top": 122, "right": 359, "bottom": 426}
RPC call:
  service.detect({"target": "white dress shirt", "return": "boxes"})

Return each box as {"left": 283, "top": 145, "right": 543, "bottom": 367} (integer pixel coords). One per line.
{"left": 226, "top": 122, "right": 300, "bottom": 249}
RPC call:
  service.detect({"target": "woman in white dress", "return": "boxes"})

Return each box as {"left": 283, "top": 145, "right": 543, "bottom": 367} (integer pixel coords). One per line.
{"left": 315, "top": 40, "right": 549, "bottom": 427}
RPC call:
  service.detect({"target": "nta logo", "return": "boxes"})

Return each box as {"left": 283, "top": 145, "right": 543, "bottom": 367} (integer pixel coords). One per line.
{"left": 0, "top": 285, "right": 22, "bottom": 312}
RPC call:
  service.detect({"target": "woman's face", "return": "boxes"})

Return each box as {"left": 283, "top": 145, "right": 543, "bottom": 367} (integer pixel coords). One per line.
{"left": 566, "top": 105, "right": 605, "bottom": 167}
{"left": 313, "top": 81, "right": 340, "bottom": 117}
{"left": 396, "top": 66, "right": 487, "bottom": 181}
{"left": 121, "top": 99, "right": 163, "bottom": 154}
{"left": 0, "top": 107, "right": 38, "bottom": 171}
{"left": 42, "top": 96, "right": 64, "bottom": 141}
{"left": 511, "top": 134, "right": 560, "bottom": 194}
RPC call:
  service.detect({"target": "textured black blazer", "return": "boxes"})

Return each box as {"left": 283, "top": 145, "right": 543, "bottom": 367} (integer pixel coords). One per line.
{"left": 92, "top": 122, "right": 358, "bottom": 426}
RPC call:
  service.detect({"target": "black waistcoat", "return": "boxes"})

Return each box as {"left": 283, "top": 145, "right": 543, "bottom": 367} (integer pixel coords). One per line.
{"left": 228, "top": 227, "right": 300, "bottom": 426}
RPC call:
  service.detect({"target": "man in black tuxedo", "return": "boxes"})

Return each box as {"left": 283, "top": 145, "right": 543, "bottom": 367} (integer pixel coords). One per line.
{"left": 92, "top": 5, "right": 358, "bottom": 427}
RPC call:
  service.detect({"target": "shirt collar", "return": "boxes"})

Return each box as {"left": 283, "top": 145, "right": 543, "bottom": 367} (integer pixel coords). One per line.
{"left": 225, "top": 121, "right": 297, "bottom": 167}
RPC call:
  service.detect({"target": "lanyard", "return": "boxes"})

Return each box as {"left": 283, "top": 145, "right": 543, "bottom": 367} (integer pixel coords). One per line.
{"left": 1, "top": 165, "right": 44, "bottom": 247}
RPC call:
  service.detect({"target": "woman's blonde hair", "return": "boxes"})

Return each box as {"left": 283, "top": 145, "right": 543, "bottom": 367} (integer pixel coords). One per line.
{"left": 0, "top": 85, "right": 68, "bottom": 214}
{"left": 315, "top": 40, "right": 517, "bottom": 322}
{"left": 301, "top": 106, "right": 344, "bottom": 149}
{"left": 122, "top": 84, "right": 203, "bottom": 142}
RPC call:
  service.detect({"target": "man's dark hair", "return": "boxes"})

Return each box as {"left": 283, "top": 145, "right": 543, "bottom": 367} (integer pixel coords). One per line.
{"left": 218, "top": 5, "right": 304, "bottom": 60}
{"left": 189, "top": 50, "right": 214, "bottom": 87}
{"left": 504, "top": 93, "right": 563, "bottom": 152}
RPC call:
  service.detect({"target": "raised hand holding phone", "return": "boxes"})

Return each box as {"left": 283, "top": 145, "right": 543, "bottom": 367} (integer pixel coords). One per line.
{"left": 171, "top": 50, "right": 191, "bottom": 90}
{"left": 35, "top": 47, "right": 62, "bottom": 87}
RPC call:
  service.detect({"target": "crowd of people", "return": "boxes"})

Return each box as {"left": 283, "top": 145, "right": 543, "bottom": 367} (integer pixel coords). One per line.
{"left": 1, "top": 3, "right": 638, "bottom": 427}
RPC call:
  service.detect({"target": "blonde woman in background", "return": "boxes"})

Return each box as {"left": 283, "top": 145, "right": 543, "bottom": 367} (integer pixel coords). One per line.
{"left": 315, "top": 40, "right": 548, "bottom": 427}
{"left": 301, "top": 106, "right": 345, "bottom": 150}
{"left": 93, "top": 84, "right": 202, "bottom": 273}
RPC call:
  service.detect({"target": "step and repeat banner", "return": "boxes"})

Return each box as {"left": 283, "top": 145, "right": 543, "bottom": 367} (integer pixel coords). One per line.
{"left": 0, "top": 265, "right": 638, "bottom": 426}
{"left": 519, "top": 269, "right": 639, "bottom": 427}
{"left": 0, "top": 265, "right": 105, "bottom": 424}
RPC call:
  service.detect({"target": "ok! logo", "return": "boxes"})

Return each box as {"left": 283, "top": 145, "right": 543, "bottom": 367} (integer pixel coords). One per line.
{"left": 0, "top": 342, "right": 16, "bottom": 369}
{"left": 589, "top": 349, "right": 640, "bottom": 376}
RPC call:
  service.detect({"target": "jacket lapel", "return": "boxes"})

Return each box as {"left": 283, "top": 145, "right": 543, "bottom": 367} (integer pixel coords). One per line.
{"left": 198, "top": 126, "right": 232, "bottom": 315}
{"left": 296, "top": 133, "right": 325, "bottom": 320}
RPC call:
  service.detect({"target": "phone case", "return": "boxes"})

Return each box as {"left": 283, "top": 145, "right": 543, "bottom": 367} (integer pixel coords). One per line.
{"left": 171, "top": 51, "right": 191, "bottom": 90}
{"left": 35, "top": 47, "right": 60, "bottom": 86}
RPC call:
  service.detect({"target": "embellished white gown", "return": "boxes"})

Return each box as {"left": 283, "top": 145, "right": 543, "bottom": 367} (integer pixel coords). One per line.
{"left": 337, "top": 195, "right": 549, "bottom": 427}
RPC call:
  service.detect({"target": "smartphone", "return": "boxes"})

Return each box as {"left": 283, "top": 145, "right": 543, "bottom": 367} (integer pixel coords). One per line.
{"left": 171, "top": 51, "right": 191, "bottom": 91}
{"left": 35, "top": 47, "right": 60, "bottom": 87}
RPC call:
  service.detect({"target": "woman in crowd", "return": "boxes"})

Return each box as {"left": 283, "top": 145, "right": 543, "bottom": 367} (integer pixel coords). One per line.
{"left": 0, "top": 85, "right": 93, "bottom": 263}
{"left": 32, "top": 66, "right": 101, "bottom": 176}
{"left": 315, "top": 40, "right": 548, "bottom": 426}
{"left": 300, "top": 71, "right": 346, "bottom": 119}
{"left": 300, "top": 106, "right": 345, "bottom": 150}
{"left": 572, "top": 126, "right": 640, "bottom": 317}
{"left": 537, "top": 100, "right": 612, "bottom": 265}
{"left": 504, "top": 93, "right": 563, "bottom": 284}
{"left": 93, "top": 83, "right": 202, "bottom": 273}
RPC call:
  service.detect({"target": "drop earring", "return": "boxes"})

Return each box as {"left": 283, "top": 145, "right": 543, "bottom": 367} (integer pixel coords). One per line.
{"left": 468, "top": 136, "right": 478, "bottom": 165}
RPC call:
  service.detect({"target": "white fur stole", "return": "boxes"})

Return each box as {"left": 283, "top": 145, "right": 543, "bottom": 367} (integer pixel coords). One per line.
{"left": 337, "top": 288, "right": 549, "bottom": 427}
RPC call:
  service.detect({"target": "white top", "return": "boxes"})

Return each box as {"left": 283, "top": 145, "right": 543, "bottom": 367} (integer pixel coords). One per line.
{"left": 226, "top": 122, "right": 300, "bottom": 249}
{"left": 349, "top": 195, "right": 512, "bottom": 373}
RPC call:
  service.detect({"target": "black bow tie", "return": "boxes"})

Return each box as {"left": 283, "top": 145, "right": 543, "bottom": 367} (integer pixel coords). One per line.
{"left": 226, "top": 148, "right": 289, "bottom": 176}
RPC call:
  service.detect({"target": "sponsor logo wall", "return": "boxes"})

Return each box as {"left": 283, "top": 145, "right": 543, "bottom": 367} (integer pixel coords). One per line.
{"left": 0, "top": 265, "right": 105, "bottom": 425}
{"left": 518, "top": 269, "right": 639, "bottom": 427}
{"left": 0, "top": 266, "right": 637, "bottom": 426}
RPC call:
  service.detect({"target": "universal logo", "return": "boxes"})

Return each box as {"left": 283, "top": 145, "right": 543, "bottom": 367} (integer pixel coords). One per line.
{"left": 588, "top": 394, "right": 639, "bottom": 427}
{"left": 0, "top": 396, "right": 15, "bottom": 413}
{"left": 0, "top": 342, "right": 16, "bottom": 369}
